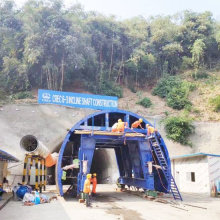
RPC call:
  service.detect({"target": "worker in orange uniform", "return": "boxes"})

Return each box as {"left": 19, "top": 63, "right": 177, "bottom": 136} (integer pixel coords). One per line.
{"left": 91, "top": 173, "right": 97, "bottom": 197}
{"left": 117, "top": 119, "right": 127, "bottom": 132}
{"left": 146, "top": 124, "right": 157, "bottom": 137}
{"left": 111, "top": 122, "right": 118, "bottom": 132}
{"left": 83, "top": 174, "right": 92, "bottom": 207}
{"left": 131, "top": 118, "right": 143, "bottom": 129}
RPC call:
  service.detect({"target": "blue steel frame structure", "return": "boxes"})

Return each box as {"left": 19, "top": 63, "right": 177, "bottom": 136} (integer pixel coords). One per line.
{"left": 56, "top": 109, "right": 171, "bottom": 196}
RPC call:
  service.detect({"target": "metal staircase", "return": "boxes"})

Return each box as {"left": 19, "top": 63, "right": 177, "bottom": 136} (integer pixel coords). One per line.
{"left": 149, "top": 135, "right": 183, "bottom": 201}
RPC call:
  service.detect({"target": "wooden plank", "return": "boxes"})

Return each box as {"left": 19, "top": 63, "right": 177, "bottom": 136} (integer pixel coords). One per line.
{"left": 74, "top": 130, "right": 146, "bottom": 137}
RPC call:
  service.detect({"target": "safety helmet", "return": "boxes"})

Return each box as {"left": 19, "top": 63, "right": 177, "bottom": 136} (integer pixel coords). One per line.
{"left": 93, "top": 173, "right": 97, "bottom": 176}
{"left": 139, "top": 118, "right": 143, "bottom": 122}
{"left": 118, "top": 119, "right": 122, "bottom": 122}
{"left": 146, "top": 124, "right": 150, "bottom": 127}
{"left": 87, "top": 174, "right": 92, "bottom": 179}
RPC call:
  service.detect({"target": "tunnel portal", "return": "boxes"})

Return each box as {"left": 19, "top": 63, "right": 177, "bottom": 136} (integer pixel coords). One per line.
{"left": 56, "top": 110, "right": 172, "bottom": 197}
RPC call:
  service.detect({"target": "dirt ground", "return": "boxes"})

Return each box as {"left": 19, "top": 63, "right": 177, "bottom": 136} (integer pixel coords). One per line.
{"left": 1, "top": 184, "right": 220, "bottom": 220}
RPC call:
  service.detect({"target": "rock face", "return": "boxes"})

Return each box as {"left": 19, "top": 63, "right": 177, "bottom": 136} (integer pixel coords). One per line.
{"left": 0, "top": 104, "right": 220, "bottom": 185}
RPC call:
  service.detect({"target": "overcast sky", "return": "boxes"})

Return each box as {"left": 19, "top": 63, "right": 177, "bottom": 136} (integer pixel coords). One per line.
{"left": 14, "top": 0, "right": 220, "bottom": 20}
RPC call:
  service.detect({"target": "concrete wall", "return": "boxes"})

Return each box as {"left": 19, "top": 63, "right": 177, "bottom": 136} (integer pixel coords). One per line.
{"left": 171, "top": 156, "right": 210, "bottom": 193}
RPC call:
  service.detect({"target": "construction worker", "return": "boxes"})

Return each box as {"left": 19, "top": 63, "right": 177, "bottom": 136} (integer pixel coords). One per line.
{"left": 117, "top": 119, "right": 127, "bottom": 132}
{"left": 83, "top": 174, "right": 92, "bottom": 207}
{"left": 146, "top": 124, "right": 157, "bottom": 137}
{"left": 131, "top": 118, "right": 143, "bottom": 129}
{"left": 111, "top": 122, "right": 118, "bottom": 132}
{"left": 91, "top": 173, "right": 97, "bottom": 197}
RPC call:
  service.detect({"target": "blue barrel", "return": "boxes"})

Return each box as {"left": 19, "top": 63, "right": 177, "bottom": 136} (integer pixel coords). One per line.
{"left": 16, "top": 186, "right": 29, "bottom": 199}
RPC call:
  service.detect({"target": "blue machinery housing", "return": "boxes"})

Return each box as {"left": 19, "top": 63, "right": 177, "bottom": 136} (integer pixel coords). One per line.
{"left": 56, "top": 109, "right": 181, "bottom": 200}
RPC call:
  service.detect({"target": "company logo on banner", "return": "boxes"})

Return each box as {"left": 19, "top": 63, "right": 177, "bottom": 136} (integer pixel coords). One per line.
{"left": 38, "top": 89, "right": 118, "bottom": 110}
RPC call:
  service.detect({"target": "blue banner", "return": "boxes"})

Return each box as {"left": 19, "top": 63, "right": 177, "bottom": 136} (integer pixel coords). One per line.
{"left": 38, "top": 89, "right": 118, "bottom": 110}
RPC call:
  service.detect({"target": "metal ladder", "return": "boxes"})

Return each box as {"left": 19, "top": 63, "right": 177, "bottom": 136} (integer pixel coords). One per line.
{"left": 149, "top": 136, "right": 183, "bottom": 201}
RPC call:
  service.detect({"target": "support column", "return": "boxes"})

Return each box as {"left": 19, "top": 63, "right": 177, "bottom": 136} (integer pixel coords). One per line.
{"left": 128, "top": 143, "right": 141, "bottom": 178}
{"left": 77, "top": 135, "right": 96, "bottom": 194}
{"left": 40, "top": 159, "right": 42, "bottom": 193}
{"left": 22, "top": 156, "right": 28, "bottom": 185}
{"left": 43, "top": 159, "right": 46, "bottom": 191}
{"left": 121, "top": 145, "right": 132, "bottom": 178}
{"left": 138, "top": 141, "right": 154, "bottom": 190}
{"left": 35, "top": 157, "right": 39, "bottom": 190}
{"left": 105, "top": 113, "right": 109, "bottom": 131}
{"left": 28, "top": 157, "right": 32, "bottom": 185}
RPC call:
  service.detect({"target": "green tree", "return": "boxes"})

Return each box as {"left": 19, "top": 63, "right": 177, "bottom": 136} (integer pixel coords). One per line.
{"left": 191, "top": 39, "right": 206, "bottom": 72}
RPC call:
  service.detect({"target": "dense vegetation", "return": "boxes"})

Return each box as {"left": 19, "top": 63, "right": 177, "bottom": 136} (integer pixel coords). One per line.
{"left": 1, "top": 0, "right": 220, "bottom": 97}
{"left": 136, "top": 97, "right": 152, "bottom": 108}
{"left": 153, "top": 76, "right": 193, "bottom": 110}
{"left": 164, "top": 116, "right": 195, "bottom": 146}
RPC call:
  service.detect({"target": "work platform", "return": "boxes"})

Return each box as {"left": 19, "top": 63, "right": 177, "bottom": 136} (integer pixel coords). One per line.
{"left": 74, "top": 130, "right": 146, "bottom": 137}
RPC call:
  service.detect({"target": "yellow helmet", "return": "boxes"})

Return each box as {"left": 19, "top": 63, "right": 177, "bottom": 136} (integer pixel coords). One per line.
{"left": 118, "top": 119, "right": 122, "bottom": 122}
{"left": 87, "top": 174, "right": 92, "bottom": 179}
{"left": 93, "top": 173, "right": 97, "bottom": 176}
{"left": 139, "top": 118, "right": 143, "bottom": 122}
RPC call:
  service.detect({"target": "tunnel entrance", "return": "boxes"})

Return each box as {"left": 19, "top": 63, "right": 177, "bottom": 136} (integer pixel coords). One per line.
{"left": 90, "top": 149, "right": 119, "bottom": 184}
{"left": 57, "top": 110, "right": 172, "bottom": 198}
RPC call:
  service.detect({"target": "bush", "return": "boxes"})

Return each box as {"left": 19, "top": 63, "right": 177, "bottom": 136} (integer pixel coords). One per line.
{"left": 128, "top": 86, "right": 137, "bottom": 93}
{"left": 153, "top": 75, "right": 192, "bottom": 110}
{"left": 166, "top": 87, "right": 192, "bottom": 110}
{"left": 85, "top": 80, "right": 123, "bottom": 98}
{"left": 98, "top": 81, "right": 123, "bottom": 98}
{"left": 210, "top": 95, "right": 220, "bottom": 112}
{"left": 191, "top": 69, "right": 209, "bottom": 79}
{"left": 136, "top": 97, "right": 152, "bottom": 108}
{"left": 152, "top": 75, "right": 182, "bottom": 98}
{"left": 164, "top": 116, "right": 195, "bottom": 146}
{"left": 13, "top": 91, "right": 33, "bottom": 99}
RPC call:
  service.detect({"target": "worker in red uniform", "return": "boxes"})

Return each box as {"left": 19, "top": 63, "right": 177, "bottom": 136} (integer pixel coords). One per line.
{"left": 131, "top": 118, "right": 143, "bottom": 129}
{"left": 91, "top": 173, "right": 97, "bottom": 197}
{"left": 146, "top": 124, "right": 157, "bottom": 137}
{"left": 83, "top": 174, "right": 92, "bottom": 207}
{"left": 117, "top": 119, "right": 127, "bottom": 132}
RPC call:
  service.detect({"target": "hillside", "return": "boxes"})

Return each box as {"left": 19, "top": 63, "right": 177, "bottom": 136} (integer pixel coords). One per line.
{"left": 1, "top": 71, "right": 219, "bottom": 122}
{"left": 0, "top": 71, "right": 219, "bottom": 157}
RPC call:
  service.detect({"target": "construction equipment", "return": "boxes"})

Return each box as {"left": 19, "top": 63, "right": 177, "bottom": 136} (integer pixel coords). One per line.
{"left": 20, "top": 135, "right": 58, "bottom": 191}
{"left": 55, "top": 109, "right": 181, "bottom": 201}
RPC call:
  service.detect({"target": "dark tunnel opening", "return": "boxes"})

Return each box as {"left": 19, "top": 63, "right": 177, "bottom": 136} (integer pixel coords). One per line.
{"left": 90, "top": 148, "right": 119, "bottom": 184}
